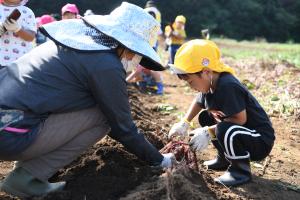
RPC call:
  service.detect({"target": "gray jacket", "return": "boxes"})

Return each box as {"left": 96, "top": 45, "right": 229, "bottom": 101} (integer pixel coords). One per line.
{"left": 0, "top": 41, "right": 163, "bottom": 165}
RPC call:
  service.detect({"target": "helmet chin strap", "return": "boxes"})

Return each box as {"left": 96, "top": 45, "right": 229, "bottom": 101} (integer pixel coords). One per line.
{"left": 117, "top": 47, "right": 126, "bottom": 59}
{"left": 209, "top": 74, "right": 214, "bottom": 94}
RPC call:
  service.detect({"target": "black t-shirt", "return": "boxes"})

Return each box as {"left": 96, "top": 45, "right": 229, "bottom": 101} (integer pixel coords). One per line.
{"left": 197, "top": 73, "right": 275, "bottom": 146}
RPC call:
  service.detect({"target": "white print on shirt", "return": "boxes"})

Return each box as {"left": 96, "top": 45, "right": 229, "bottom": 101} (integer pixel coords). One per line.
{"left": 0, "top": 4, "right": 36, "bottom": 66}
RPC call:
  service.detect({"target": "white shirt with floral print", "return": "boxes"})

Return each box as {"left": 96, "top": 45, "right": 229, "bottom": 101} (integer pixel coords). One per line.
{"left": 0, "top": 4, "right": 36, "bottom": 66}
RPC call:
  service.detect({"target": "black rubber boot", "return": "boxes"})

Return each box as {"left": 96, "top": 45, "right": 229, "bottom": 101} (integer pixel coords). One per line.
{"left": 198, "top": 111, "right": 230, "bottom": 170}
{"left": 204, "top": 140, "right": 230, "bottom": 171}
{"left": 214, "top": 158, "right": 252, "bottom": 187}
{"left": 204, "top": 155, "right": 230, "bottom": 171}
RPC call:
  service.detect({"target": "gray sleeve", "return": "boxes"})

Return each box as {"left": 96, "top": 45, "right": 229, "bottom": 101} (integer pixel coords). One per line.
{"left": 196, "top": 93, "right": 205, "bottom": 107}
{"left": 87, "top": 64, "right": 163, "bottom": 166}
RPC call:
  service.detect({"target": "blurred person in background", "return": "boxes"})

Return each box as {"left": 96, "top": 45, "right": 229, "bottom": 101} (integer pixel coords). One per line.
{"left": 164, "top": 15, "right": 187, "bottom": 64}
{"left": 144, "top": 0, "right": 164, "bottom": 51}
{"left": 139, "top": 0, "right": 164, "bottom": 95}
{"left": 0, "top": 0, "right": 36, "bottom": 68}
{"left": 84, "top": 9, "right": 94, "bottom": 16}
{"left": 61, "top": 3, "right": 79, "bottom": 20}
{"left": 144, "top": 0, "right": 161, "bottom": 25}
{"left": 126, "top": 64, "right": 164, "bottom": 95}
{"left": 35, "top": 14, "right": 55, "bottom": 46}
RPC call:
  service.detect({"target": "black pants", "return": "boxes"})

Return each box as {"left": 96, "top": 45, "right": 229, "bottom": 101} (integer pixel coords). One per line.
{"left": 198, "top": 110, "right": 273, "bottom": 161}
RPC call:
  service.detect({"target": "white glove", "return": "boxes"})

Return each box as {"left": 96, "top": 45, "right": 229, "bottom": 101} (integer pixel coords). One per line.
{"left": 168, "top": 120, "right": 189, "bottom": 138}
{"left": 160, "top": 153, "right": 175, "bottom": 168}
{"left": 3, "top": 19, "right": 21, "bottom": 33}
{"left": 0, "top": 22, "right": 6, "bottom": 36}
{"left": 189, "top": 127, "right": 211, "bottom": 152}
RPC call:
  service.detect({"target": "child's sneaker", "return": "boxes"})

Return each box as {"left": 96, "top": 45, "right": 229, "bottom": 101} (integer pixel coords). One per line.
{"left": 156, "top": 82, "right": 164, "bottom": 95}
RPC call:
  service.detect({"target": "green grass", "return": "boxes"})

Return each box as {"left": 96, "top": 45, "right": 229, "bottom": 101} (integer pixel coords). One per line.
{"left": 213, "top": 38, "right": 300, "bottom": 68}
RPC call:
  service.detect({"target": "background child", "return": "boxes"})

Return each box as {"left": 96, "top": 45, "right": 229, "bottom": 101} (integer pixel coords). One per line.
{"left": 35, "top": 14, "right": 55, "bottom": 46}
{"left": 144, "top": 0, "right": 163, "bottom": 51}
{"left": 61, "top": 3, "right": 79, "bottom": 20}
{"left": 164, "top": 15, "right": 186, "bottom": 64}
{"left": 0, "top": 0, "right": 36, "bottom": 67}
{"left": 126, "top": 65, "right": 164, "bottom": 95}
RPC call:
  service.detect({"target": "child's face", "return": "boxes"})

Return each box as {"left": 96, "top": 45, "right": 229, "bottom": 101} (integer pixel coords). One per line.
{"left": 178, "top": 72, "right": 211, "bottom": 93}
{"left": 175, "top": 21, "right": 184, "bottom": 29}
{"left": 62, "top": 12, "right": 77, "bottom": 20}
{"left": 3, "top": 0, "right": 22, "bottom": 5}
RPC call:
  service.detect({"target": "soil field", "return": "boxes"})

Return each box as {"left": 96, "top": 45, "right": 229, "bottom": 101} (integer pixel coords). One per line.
{"left": 0, "top": 58, "right": 299, "bottom": 200}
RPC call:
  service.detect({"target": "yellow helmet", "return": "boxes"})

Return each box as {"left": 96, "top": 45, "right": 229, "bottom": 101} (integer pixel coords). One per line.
{"left": 169, "top": 39, "right": 235, "bottom": 75}
{"left": 175, "top": 15, "right": 186, "bottom": 24}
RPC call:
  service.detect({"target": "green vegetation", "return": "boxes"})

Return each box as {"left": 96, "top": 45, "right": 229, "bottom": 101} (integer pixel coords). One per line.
{"left": 27, "top": 0, "right": 300, "bottom": 43}
{"left": 215, "top": 38, "right": 300, "bottom": 68}
{"left": 155, "top": 104, "right": 177, "bottom": 115}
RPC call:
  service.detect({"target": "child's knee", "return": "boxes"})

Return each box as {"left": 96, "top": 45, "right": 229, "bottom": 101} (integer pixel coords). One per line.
{"left": 215, "top": 121, "right": 235, "bottom": 144}
{"left": 198, "top": 110, "right": 215, "bottom": 127}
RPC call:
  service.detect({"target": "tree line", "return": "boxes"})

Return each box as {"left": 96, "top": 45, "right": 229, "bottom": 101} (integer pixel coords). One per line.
{"left": 27, "top": 0, "right": 300, "bottom": 43}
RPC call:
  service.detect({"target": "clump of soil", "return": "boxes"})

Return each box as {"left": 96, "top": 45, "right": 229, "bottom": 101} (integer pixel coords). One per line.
{"left": 37, "top": 139, "right": 163, "bottom": 200}
{"left": 121, "top": 166, "right": 216, "bottom": 200}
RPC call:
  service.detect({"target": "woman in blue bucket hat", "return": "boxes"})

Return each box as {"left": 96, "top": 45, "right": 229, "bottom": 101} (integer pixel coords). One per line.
{"left": 0, "top": 2, "right": 175, "bottom": 198}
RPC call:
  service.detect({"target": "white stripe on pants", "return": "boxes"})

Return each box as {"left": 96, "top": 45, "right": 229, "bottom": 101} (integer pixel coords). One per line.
{"left": 223, "top": 125, "right": 261, "bottom": 159}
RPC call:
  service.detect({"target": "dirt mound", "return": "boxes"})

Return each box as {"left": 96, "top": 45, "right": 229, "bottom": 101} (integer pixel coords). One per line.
{"left": 36, "top": 139, "right": 162, "bottom": 200}
{"left": 121, "top": 166, "right": 216, "bottom": 200}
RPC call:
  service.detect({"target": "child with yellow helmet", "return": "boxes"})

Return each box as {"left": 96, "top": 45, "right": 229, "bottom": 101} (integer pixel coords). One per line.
{"left": 142, "top": 0, "right": 164, "bottom": 94}
{"left": 168, "top": 39, "right": 275, "bottom": 187}
{"left": 164, "top": 15, "right": 187, "bottom": 64}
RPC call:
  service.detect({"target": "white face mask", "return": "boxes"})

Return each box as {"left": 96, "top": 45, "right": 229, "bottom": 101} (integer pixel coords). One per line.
{"left": 121, "top": 54, "right": 142, "bottom": 72}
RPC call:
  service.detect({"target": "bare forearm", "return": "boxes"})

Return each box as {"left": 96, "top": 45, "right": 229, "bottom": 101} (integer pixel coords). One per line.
{"left": 224, "top": 109, "right": 247, "bottom": 125}
{"left": 15, "top": 29, "right": 35, "bottom": 41}
{"left": 126, "top": 70, "right": 139, "bottom": 82}
{"left": 184, "top": 97, "right": 202, "bottom": 122}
